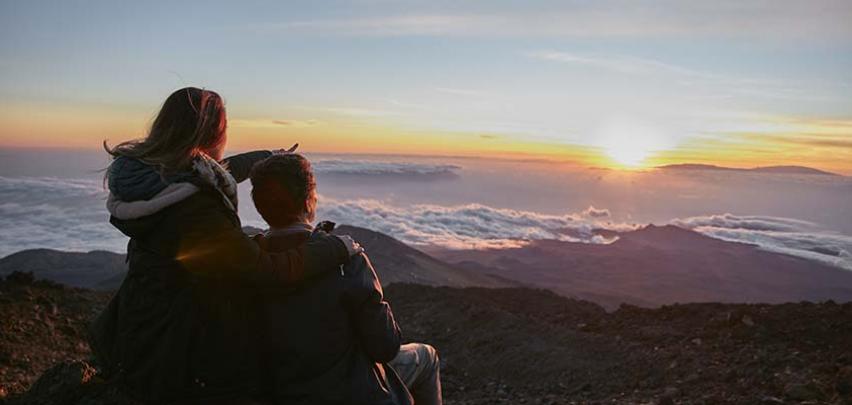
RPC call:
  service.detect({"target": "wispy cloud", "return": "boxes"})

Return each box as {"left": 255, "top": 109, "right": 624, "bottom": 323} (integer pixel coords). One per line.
{"left": 530, "top": 51, "right": 709, "bottom": 79}
{"left": 229, "top": 118, "right": 322, "bottom": 129}
{"left": 529, "top": 50, "right": 824, "bottom": 102}
{"left": 324, "top": 107, "right": 400, "bottom": 118}
{"left": 271, "top": 119, "right": 321, "bottom": 127}
{"left": 275, "top": 14, "right": 483, "bottom": 37}
{"left": 737, "top": 132, "right": 852, "bottom": 150}
{"left": 433, "top": 87, "right": 492, "bottom": 97}
{"left": 253, "top": 2, "right": 852, "bottom": 40}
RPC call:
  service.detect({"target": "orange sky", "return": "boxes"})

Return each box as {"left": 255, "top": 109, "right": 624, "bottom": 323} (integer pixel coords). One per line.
{"left": 1, "top": 100, "right": 850, "bottom": 175}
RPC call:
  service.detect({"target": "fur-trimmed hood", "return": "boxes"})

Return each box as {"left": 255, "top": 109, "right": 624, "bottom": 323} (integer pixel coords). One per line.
{"left": 106, "top": 154, "right": 238, "bottom": 221}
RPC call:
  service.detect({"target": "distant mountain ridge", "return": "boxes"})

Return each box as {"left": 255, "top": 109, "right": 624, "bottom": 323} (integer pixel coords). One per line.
{"left": 658, "top": 163, "right": 840, "bottom": 176}
{"left": 430, "top": 224, "right": 852, "bottom": 309}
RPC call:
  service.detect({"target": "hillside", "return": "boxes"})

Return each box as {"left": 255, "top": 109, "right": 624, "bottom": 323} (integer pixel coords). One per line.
{"left": 332, "top": 225, "right": 509, "bottom": 288}
{"left": 1, "top": 274, "right": 851, "bottom": 404}
{"left": 431, "top": 225, "right": 852, "bottom": 309}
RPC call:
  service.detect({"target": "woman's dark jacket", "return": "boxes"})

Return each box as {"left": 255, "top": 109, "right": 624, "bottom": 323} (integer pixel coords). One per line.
{"left": 256, "top": 228, "right": 411, "bottom": 405}
{"left": 88, "top": 151, "right": 350, "bottom": 403}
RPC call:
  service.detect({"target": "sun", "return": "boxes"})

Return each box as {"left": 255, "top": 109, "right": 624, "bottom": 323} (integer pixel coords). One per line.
{"left": 597, "top": 120, "right": 671, "bottom": 168}
{"left": 604, "top": 142, "right": 653, "bottom": 167}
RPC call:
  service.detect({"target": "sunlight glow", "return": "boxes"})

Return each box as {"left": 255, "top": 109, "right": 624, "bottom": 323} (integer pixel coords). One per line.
{"left": 597, "top": 120, "right": 673, "bottom": 168}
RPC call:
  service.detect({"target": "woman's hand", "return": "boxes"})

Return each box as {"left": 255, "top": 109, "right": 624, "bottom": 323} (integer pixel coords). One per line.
{"left": 273, "top": 144, "right": 299, "bottom": 155}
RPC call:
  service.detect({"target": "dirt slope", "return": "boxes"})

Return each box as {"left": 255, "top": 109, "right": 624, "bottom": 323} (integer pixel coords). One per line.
{"left": 2, "top": 273, "right": 851, "bottom": 404}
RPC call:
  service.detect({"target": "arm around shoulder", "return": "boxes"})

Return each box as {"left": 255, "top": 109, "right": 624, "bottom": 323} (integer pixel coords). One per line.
{"left": 177, "top": 203, "right": 351, "bottom": 284}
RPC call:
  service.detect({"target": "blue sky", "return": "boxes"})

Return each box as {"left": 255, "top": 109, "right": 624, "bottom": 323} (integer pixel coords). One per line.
{"left": 2, "top": 0, "right": 851, "bottom": 171}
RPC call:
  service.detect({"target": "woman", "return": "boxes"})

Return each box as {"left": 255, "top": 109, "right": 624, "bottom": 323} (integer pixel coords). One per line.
{"left": 89, "top": 87, "right": 358, "bottom": 403}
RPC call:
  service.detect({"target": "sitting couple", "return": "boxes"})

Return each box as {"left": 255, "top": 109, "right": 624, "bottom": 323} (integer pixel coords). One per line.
{"left": 89, "top": 87, "right": 441, "bottom": 405}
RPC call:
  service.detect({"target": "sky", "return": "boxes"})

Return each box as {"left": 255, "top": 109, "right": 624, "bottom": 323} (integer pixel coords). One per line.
{"left": 1, "top": 0, "right": 852, "bottom": 173}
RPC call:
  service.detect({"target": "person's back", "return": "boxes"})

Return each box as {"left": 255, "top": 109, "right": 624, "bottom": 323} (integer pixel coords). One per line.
{"left": 249, "top": 153, "right": 442, "bottom": 405}
{"left": 255, "top": 227, "right": 411, "bottom": 404}
{"left": 88, "top": 88, "right": 356, "bottom": 403}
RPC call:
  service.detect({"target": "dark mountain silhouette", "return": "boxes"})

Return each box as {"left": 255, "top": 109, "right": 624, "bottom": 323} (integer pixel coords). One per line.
{"left": 2, "top": 275, "right": 851, "bottom": 404}
{"left": 0, "top": 249, "right": 125, "bottom": 290}
{"left": 430, "top": 225, "right": 852, "bottom": 309}
{"left": 658, "top": 163, "right": 839, "bottom": 176}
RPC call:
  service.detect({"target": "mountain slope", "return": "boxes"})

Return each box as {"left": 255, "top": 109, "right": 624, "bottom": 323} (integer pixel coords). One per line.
{"left": 431, "top": 225, "right": 852, "bottom": 309}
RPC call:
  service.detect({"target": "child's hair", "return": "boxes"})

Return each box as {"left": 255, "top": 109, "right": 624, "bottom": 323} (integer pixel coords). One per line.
{"left": 250, "top": 154, "right": 317, "bottom": 227}
{"left": 104, "top": 87, "right": 227, "bottom": 175}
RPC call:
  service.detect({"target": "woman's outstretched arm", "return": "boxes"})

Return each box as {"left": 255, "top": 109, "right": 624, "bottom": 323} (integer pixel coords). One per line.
{"left": 222, "top": 144, "right": 299, "bottom": 183}
{"left": 222, "top": 150, "right": 272, "bottom": 183}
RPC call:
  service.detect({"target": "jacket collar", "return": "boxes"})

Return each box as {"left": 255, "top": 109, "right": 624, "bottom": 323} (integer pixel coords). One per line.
{"left": 266, "top": 222, "right": 314, "bottom": 237}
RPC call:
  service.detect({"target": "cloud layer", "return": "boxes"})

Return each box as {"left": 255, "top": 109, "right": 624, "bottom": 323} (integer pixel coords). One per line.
{"left": 0, "top": 176, "right": 126, "bottom": 257}
{"left": 313, "top": 160, "right": 461, "bottom": 179}
{"left": 308, "top": 198, "right": 632, "bottom": 249}
{"left": 672, "top": 214, "right": 852, "bottom": 270}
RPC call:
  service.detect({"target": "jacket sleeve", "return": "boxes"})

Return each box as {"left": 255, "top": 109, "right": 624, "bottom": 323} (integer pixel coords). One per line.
{"left": 175, "top": 197, "right": 349, "bottom": 284}
{"left": 343, "top": 253, "right": 402, "bottom": 363}
{"left": 222, "top": 150, "right": 273, "bottom": 183}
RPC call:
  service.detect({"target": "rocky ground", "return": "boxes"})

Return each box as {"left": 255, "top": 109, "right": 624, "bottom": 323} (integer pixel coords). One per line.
{"left": 1, "top": 273, "right": 851, "bottom": 404}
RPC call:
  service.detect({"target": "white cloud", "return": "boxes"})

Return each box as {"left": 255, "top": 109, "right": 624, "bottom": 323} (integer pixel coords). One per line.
{"left": 0, "top": 177, "right": 127, "bottom": 257}
{"left": 310, "top": 198, "right": 633, "bottom": 250}
{"left": 582, "top": 206, "right": 611, "bottom": 218}
{"left": 672, "top": 213, "right": 852, "bottom": 270}
{"left": 314, "top": 160, "right": 460, "bottom": 178}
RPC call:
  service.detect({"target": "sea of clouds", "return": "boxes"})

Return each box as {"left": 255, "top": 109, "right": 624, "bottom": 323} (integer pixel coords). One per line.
{"left": 671, "top": 214, "right": 852, "bottom": 270}
{"left": 1, "top": 171, "right": 850, "bottom": 271}
{"left": 313, "top": 199, "right": 631, "bottom": 249}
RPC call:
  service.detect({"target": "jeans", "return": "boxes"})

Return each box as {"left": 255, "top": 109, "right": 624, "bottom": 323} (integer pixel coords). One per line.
{"left": 388, "top": 343, "right": 442, "bottom": 405}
